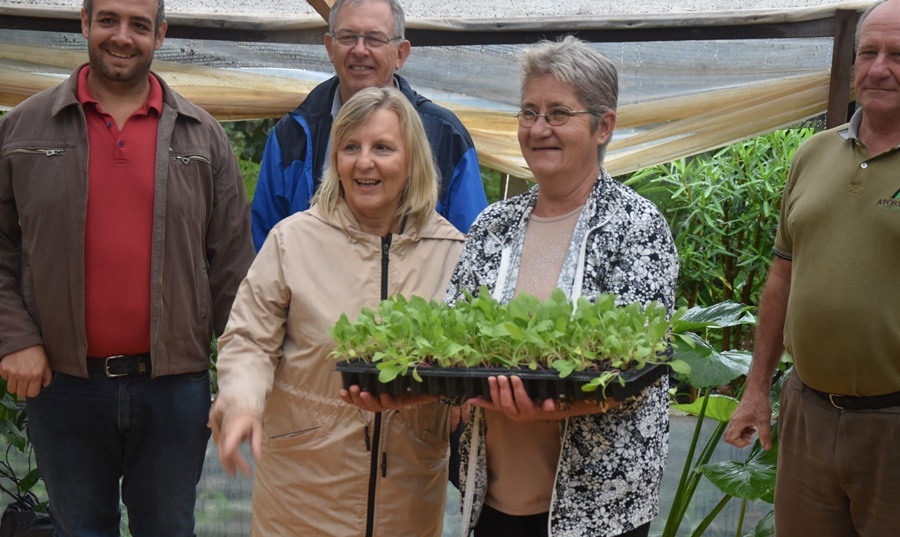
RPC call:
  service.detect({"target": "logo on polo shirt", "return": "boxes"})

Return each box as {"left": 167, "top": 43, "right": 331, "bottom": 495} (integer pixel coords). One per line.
{"left": 875, "top": 187, "right": 900, "bottom": 211}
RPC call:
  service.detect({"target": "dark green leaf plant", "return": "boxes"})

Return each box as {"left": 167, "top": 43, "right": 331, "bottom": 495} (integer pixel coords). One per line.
{"left": 663, "top": 301, "right": 787, "bottom": 537}
{"left": 0, "top": 379, "right": 47, "bottom": 514}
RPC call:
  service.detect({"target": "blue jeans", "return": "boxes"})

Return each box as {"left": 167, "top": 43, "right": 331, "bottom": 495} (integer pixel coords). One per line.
{"left": 26, "top": 370, "right": 211, "bottom": 537}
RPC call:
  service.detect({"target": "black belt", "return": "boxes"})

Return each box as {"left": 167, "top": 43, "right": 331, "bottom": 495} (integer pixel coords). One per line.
{"left": 803, "top": 382, "right": 900, "bottom": 411}
{"left": 87, "top": 353, "right": 151, "bottom": 378}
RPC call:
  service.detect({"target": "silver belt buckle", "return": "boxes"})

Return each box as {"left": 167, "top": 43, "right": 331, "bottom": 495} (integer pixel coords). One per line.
{"left": 828, "top": 393, "right": 845, "bottom": 410}
{"left": 104, "top": 355, "right": 128, "bottom": 378}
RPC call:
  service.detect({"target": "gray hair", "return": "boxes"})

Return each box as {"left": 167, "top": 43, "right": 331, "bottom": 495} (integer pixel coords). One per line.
{"left": 329, "top": 0, "right": 405, "bottom": 39}
{"left": 856, "top": 0, "right": 887, "bottom": 46}
{"left": 521, "top": 35, "right": 618, "bottom": 163}
{"left": 83, "top": 0, "right": 165, "bottom": 31}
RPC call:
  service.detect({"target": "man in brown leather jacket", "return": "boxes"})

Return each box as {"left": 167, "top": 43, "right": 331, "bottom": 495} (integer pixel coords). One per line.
{"left": 0, "top": 0, "right": 254, "bottom": 534}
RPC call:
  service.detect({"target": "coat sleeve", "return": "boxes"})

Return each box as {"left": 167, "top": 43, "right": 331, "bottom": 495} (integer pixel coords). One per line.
{"left": 442, "top": 147, "right": 487, "bottom": 234}
{"left": 213, "top": 230, "right": 289, "bottom": 420}
{"left": 251, "top": 118, "right": 317, "bottom": 252}
{"left": 419, "top": 96, "right": 488, "bottom": 235}
{"left": 251, "top": 129, "right": 291, "bottom": 251}
{"left": 206, "top": 122, "right": 256, "bottom": 337}
{"left": 0, "top": 116, "right": 44, "bottom": 358}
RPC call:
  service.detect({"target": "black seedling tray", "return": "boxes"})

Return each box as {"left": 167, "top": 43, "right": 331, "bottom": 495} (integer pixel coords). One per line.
{"left": 335, "top": 361, "right": 665, "bottom": 402}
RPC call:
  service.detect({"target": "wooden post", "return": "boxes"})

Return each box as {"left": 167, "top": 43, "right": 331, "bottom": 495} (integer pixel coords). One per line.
{"left": 826, "top": 9, "right": 858, "bottom": 128}
{"left": 501, "top": 174, "right": 531, "bottom": 200}
{"left": 306, "top": 0, "right": 335, "bottom": 24}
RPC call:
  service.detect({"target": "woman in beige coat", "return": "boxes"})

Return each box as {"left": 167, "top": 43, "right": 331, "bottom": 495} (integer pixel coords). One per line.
{"left": 209, "top": 87, "right": 465, "bottom": 536}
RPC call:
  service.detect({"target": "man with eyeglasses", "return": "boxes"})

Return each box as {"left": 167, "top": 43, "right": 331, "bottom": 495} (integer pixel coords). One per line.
{"left": 250, "top": 0, "right": 487, "bottom": 250}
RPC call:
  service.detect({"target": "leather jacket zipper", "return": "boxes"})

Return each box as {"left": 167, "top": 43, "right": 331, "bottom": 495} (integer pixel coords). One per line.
{"left": 2, "top": 147, "right": 66, "bottom": 157}
{"left": 171, "top": 153, "right": 210, "bottom": 165}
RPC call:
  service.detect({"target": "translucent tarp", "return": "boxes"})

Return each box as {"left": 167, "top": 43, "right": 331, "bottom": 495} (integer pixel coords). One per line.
{"left": 0, "top": 2, "right": 875, "bottom": 177}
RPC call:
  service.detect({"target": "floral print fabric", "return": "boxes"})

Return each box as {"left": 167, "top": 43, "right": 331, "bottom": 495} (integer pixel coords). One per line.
{"left": 446, "top": 170, "right": 678, "bottom": 536}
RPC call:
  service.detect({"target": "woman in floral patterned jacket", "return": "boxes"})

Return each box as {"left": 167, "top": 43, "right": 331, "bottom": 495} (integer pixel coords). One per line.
{"left": 445, "top": 36, "right": 679, "bottom": 537}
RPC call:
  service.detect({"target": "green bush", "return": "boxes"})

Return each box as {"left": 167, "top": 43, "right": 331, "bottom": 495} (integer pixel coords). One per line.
{"left": 238, "top": 158, "right": 260, "bottom": 202}
{"left": 624, "top": 128, "right": 815, "bottom": 350}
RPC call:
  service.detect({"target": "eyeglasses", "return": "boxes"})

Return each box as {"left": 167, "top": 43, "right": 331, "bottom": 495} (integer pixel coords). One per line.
{"left": 331, "top": 32, "right": 403, "bottom": 48}
{"left": 516, "top": 107, "right": 595, "bottom": 128}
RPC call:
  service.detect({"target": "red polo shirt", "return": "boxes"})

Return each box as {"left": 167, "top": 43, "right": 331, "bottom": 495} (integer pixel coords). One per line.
{"left": 77, "top": 66, "right": 161, "bottom": 357}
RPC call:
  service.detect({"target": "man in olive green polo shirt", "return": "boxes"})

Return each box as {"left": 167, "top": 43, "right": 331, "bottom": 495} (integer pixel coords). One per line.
{"left": 724, "top": 1, "right": 900, "bottom": 535}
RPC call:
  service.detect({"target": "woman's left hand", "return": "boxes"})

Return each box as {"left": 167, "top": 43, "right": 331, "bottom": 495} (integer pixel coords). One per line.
{"left": 340, "top": 384, "right": 438, "bottom": 412}
{"left": 468, "top": 375, "right": 620, "bottom": 421}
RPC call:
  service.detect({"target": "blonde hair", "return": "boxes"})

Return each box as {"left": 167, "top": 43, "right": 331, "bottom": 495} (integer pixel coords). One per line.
{"left": 314, "top": 86, "right": 439, "bottom": 233}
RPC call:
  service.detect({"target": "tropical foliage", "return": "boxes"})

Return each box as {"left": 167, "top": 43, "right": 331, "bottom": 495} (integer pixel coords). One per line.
{"left": 665, "top": 302, "right": 782, "bottom": 537}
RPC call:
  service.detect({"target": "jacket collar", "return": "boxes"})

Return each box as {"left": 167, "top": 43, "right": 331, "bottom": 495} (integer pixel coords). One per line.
{"left": 302, "top": 73, "right": 423, "bottom": 118}
{"left": 308, "top": 199, "right": 462, "bottom": 244}
{"left": 51, "top": 64, "right": 204, "bottom": 123}
{"left": 486, "top": 170, "right": 617, "bottom": 245}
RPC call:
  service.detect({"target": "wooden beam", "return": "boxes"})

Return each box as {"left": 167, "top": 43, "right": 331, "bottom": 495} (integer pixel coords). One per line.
{"left": 405, "top": 19, "right": 835, "bottom": 46}
{"left": 826, "top": 9, "right": 857, "bottom": 128}
{"left": 306, "top": 0, "right": 334, "bottom": 24}
{"left": 0, "top": 4, "right": 875, "bottom": 46}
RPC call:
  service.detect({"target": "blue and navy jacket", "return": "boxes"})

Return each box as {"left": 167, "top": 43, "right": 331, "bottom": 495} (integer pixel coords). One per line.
{"left": 251, "top": 75, "right": 487, "bottom": 249}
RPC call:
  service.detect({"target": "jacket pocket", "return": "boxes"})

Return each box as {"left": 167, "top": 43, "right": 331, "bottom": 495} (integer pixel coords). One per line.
{"left": 166, "top": 146, "right": 214, "bottom": 224}
{"left": 404, "top": 404, "right": 451, "bottom": 458}
{"left": 194, "top": 260, "right": 212, "bottom": 327}
{"left": 2, "top": 147, "right": 67, "bottom": 157}
{"left": 171, "top": 153, "right": 211, "bottom": 166}
{"left": 268, "top": 426, "right": 323, "bottom": 449}
{"left": 2, "top": 141, "right": 79, "bottom": 219}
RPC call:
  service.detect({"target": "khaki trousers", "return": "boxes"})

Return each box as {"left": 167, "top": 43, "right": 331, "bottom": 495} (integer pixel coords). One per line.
{"left": 776, "top": 372, "right": 900, "bottom": 536}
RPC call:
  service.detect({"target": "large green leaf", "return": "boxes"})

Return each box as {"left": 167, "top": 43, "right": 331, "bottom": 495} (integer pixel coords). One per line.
{"left": 752, "top": 510, "right": 775, "bottom": 537}
{"left": 673, "top": 302, "right": 756, "bottom": 333}
{"left": 769, "top": 366, "right": 793, "bottom": 413}
{"left": 673, "top": 333, "right": 752, "bottom": 387}
{"left": 671, "top": 394, "right": 738, "bottom": 422}
{"left": 700, "top": 451, "right": 777, "bottom": 503}
{"left": 719, "top": 350, "right": 752, "bottom": 378}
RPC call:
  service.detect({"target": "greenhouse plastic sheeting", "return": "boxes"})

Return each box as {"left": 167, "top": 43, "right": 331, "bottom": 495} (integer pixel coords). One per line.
{"left": 0, "top": 2, "right": 873, "bottom": 177}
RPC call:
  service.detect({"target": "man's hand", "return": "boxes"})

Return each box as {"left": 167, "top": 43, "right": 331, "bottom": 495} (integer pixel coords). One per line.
{"left": 0, "top": 345, "right": 52, "bottom": 399}
{"left": 723, "top": 256, "right": 789, "bottom": 452}
{"left": 724, "top": 385, "right": 773, "bottom": 450}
